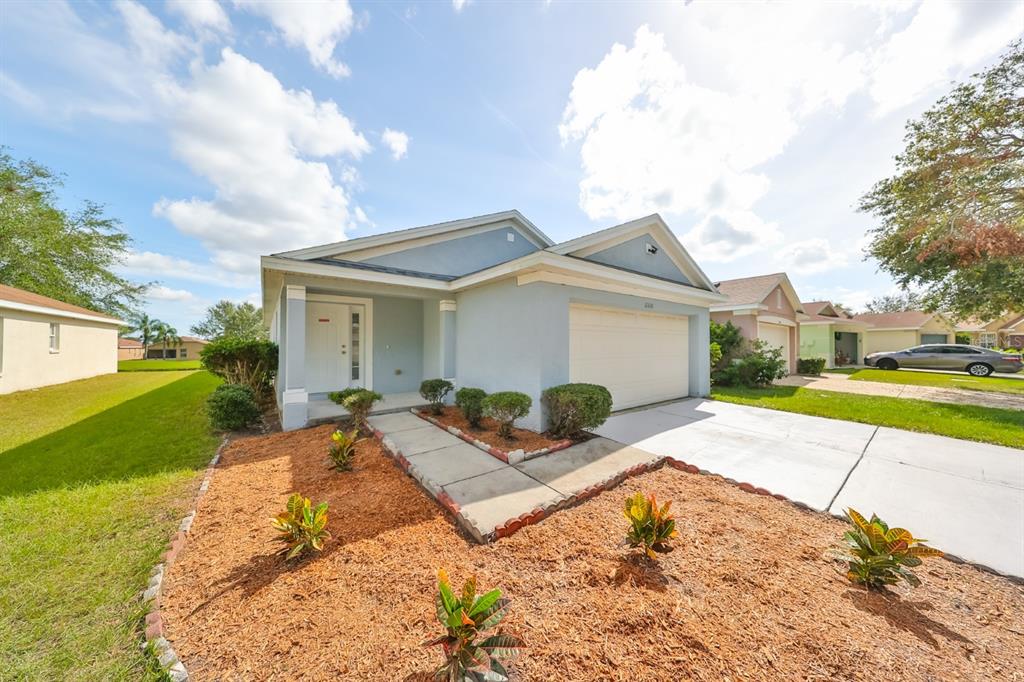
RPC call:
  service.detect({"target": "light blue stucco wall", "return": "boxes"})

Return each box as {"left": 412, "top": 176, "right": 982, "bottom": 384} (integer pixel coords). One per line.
{"left": 372, "top": 297, "right": 424, "bottom": 394}
{"left": 362, "top": 227, "right": 539, "bottom": 276}
{"left": 584, "top": 233, "right": 691, "bottom": 285}
{"left": 455, "top": 278, "right": 711, "bottom": 431}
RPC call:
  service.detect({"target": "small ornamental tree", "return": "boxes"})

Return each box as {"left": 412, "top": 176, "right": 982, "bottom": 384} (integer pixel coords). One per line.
{"left": 332, "top": 389, "right": 382, "bottom": 432}
{"left": 482, "top": 392, "right": 532, "bottom": 438}
{"left": 420, "top": 379, "right": 454, "bottom": 415}
{"left": 541, "top": 383, "right": 612, "bottom": 439}
{"left": 455, "top": 387, "right": 487, "bottom": 428}
{"left": 200, "top": 338, "right": 278, "bottom": 395}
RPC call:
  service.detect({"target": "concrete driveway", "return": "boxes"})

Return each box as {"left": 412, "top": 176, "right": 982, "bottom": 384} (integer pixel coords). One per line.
{"left": 596, "top": 399, "right": 1024, "bottom": 579}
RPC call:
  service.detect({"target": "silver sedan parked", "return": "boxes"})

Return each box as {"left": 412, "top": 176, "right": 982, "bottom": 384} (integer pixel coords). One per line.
{"left": 864, "top": 344, "right": 1023, "bottom": 377}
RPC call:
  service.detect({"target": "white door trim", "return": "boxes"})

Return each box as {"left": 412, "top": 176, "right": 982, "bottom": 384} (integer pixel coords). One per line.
{"left": 306, "top": 293, "right": 373, "bottom": 390}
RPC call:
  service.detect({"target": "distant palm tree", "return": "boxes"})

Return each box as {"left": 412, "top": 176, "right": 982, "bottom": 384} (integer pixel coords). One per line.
{"left": 154, "top": 323, "right": 182, "bottom": 359}
{"left": 128, "top": 313, "right": 161, "bottom": 359}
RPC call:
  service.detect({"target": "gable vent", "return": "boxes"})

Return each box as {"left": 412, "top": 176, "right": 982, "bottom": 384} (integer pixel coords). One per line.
{"left": 507, "top": 231, "right": 515, "bottom": 242}
{"left": 645, "top": 242, "right": 658, "bottom": 255}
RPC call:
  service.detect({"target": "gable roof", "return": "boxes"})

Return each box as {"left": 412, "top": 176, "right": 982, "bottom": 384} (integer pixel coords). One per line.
{"left": 1002, "top": 314, "right": 1024, "bottom": 331}
{"left": 0, "top": 284, "right": 123, "bottom": 325}
{"left": 803, "top": 301, "right": 838, "bottom": 317}
{"left": 853, "top": 310, "right": 937, "bottom": 329}
{"left": 118, "top": 338, "right": 143, "bottom": 348}
{"left": 711, "top": 273, "right": 805, "bottom": 314}
{"left": 546, "top": 214, "right": 719, "bottom": 292}
{"left": 179, "top": 336, "right": 209, "bottom": 344}
{"left": 275, "top": 210, "right": 554, "bottom": 262}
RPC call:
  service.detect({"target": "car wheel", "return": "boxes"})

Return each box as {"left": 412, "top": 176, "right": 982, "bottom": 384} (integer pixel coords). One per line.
{"left": 966, "top": 363, "right": 993, "bottom": 377}
{"left": 877, "top": 358, "right": 898, "bottom": 370}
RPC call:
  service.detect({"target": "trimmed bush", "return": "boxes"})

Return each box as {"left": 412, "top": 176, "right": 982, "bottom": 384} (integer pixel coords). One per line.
{"left": 339, "top": 389, "right": 383, "bottom": 431}
{"left": 419, "top": 379, "right": 454, "bottom": 415}
{"left": 200, "top": 338, "right": 278, "bottom": 395}
{"left": 207, "top": 383, "right": 260, "bottom": 431}
{"left": 327, "top": 387, "right": 363, "bottom": 405}
{"left": 713, "top": 340, "right": 788, "bottom": 388}
{"left": 482, "top": 391, "right": 532, "bottom": 438}
{"left": 797, "top": 357, "right": 827, "bottom": 375}
{"left": 542, "top": 383, "right": 612, "bottom": 438}
{"left": 455, "top": 387, "right": 487, "bottom": 428}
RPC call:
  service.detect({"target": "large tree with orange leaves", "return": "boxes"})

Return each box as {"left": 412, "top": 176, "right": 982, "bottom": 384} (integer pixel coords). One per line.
{"left": 860, "top": 41, "right": 1023, "bottom": 321}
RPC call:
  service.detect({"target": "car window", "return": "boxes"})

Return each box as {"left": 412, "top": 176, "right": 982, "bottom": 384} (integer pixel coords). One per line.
{"left": 950, "top": 346, "right": 980, "bottom": 354}
{"left": 909, "top": 347, "right": 934, "bottom": 354}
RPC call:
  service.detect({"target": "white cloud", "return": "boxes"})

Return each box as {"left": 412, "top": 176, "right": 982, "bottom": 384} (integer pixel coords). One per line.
{"left": 380, "top": 128, "right": 410, "bottom": 160}
{"left": 234, "top": 0, "right": 354, "bottom": 78}
{"left": 147, "top": 284, "right": 196, "bottom": 302}
{"left": 683, "top": 210, "right": 782, "bottom": 263}
{"left": 155, "top": 48, "right": 371, "bottom": 274}
{"left": 452, "top": 0, "right": 471, "bottom": 12}
{"left": 121, "top": 251, "right": 254, "bottom": 288}
{"left": 166, "top": 0, "right": 231, "bottom": 34}
{"left": 775, "top": 238, "right": 849, "bottom": 275}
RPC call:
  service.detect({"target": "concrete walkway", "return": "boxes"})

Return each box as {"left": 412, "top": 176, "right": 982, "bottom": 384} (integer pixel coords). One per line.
{"left": 367, "top": 411, "right": 661, "bottom": 542}
{"left": 776, "top": 373, "right": 1024, "bottom": 411}
{"left": 596, "top": 399, "right": 1024, "bottom": 579}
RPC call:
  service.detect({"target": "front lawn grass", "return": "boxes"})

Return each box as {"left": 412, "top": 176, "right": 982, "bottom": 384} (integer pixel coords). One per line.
{"left": 712, "top": 385, "right": 1024, "bottom": 449}
{"left": 839, "top": 367, "right": 1024, "bottom": 395}
{"left": 119, "top": 359, "right": 202, "bottom": 371}
{"left": 0, "top": 370, "right": 221, "bottom": 680}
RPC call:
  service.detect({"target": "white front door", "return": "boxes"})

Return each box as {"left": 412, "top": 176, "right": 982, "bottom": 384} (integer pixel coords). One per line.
{"left": 305, "top": 301, "right": 351, "bottom": 393}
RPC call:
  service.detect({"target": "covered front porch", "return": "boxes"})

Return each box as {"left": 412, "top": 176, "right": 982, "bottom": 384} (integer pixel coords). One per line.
{"left": 264, "top": 267, "right": 458, "bottom": 430}
{"left": 799, "top": 320, "right": 867, "bottom": 368}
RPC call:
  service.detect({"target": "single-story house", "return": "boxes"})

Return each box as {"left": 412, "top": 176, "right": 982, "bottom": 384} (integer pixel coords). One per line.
{"left": 854, "top": 311, "right": 956, "bottom": 356}
{"left": 261, "top": 210, "right": 726, "bottom": 431}
{"left": 145, "top": 335, "right": 209, "bottom": 360}
{"left": 798, "top": 301, "right": 871, "bottom": 368}
{"left": 955, "top": 313, "right": 1024, "bottom": 349}
{"left": 709, "top": 273, "right": 804, "bottom": 373}
{"left": 118, "top": 337, "right": 145, "bottom": 360}
{"left": 0, "top": 284, "right": 123, "bottom": 394}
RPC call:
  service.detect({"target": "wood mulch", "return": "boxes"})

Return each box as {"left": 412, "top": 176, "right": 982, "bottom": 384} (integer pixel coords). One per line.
{"left": 418, "top": 406, "right": 567, "bottom": 453}
{"left": 161, "top": 424, "right": 1024, "bottom": 681}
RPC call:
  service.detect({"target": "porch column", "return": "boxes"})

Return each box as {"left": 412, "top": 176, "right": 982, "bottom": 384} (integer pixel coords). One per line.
{"left": 281, "top": 285, "right": 308, "bottom": 430}
{"left": 439, "top": 300, "right": 457, "bottom": 382}
{"left": 689, "top": 308, "right": 711, "bottom": 397}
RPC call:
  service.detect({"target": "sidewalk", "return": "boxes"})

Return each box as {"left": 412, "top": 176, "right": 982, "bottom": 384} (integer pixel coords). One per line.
{"left": 776, "top": 373, "right": 1024, "bottom": 411}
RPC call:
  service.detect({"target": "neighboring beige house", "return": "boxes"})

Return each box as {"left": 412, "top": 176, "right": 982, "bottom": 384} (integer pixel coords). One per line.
{"left": 0, "top": 284, "right": 123, "bottom": 394}
{"left": 711, "top": 273, "right": 804, "bottom": 373}
{"left": 854, "top": 311, "right": 956, "bottom": 355}
{"left": 145, "top": 335, "right": 209, "bottom": 360}
{"left": 955, "top": 312, "right": 1024, "bottom": 349}
{"left": 799, "top": 301, "right": 872, "bottom": 367}
{"left": 118, "top": 337, "right": 145, "bottom": 360}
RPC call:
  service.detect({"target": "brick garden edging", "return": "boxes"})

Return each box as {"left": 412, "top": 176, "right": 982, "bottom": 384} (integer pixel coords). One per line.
{"left": 411, "top": 409, "right": 574, "bottom": 465}
{"left": 139, "top": 436, "right": 229, "bottom": 681}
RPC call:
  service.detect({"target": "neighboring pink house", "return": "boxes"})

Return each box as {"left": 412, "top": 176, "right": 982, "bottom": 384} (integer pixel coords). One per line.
{"left": 710, "top": 273, "right": 805, "bottom": 373}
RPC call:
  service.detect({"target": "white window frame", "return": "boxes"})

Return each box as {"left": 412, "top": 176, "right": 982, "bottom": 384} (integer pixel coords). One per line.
{"left": 979, "top": 332, "right": 997, "bottom": 349}
{"left": 49, "top": 322, "right": 61, "bottom": 353}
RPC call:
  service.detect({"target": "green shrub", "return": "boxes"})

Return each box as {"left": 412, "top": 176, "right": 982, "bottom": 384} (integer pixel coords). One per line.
{"left": 420, "top": 379, "right": 454, "bottom": 415}
{"left": 200, "top": 338, "right": 278, "bottom": 395}
{"left": 271, "top": 493, "right": 330, "bottom": 560}
{"left": 455, "top": 387, "right": 487, "bottom": 428}
{"left": 207, "top": 383, "right": 260, "bottom": 431}
{"left": 327, "top": 387, "right": 363, "bottom": 405}
{"left": 713, "top": 340, "right": 788, "bottom": 387}
{"left": 710, "top": 320, "right": 744, "bottom": 369}
{"left": 710, "top": 341, "right": 723, "bottom": 369}
{"left": 841, "top": 508, "right": 942, "bottom": 589}
{"left": 541, "top": 383, "right": 612, "bottom": 439}
{"left": 624, "top": 492, "right": 678, "bottom": 560}
{"left": 482, "top": 391, "right": 532, "bottom": 438}
{"left": 328, "top": 428, "right": 362, "bottom": 471}
{"left": 955, "top": 332, "right": 972, "bottom": 345}
{"left": 797, "top": 357, "right": 827, "bottom": 375}
{"left": 338, "top": 389, "right": 382, "bottom": 431}
{"left": 423, "top": 569, "right": 524, "bottom": 682}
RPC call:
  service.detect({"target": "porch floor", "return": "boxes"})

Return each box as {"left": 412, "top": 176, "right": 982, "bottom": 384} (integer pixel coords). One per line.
{"left": 307, "top": 392, "right": 427, "bottom": 423}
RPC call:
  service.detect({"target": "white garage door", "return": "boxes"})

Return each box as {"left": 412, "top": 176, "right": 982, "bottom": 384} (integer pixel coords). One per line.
{"left": 569, "top": 304, "right": 689, "bottom": 410}
{"left": 758, "top": 322, "right": 791, "bottom": 372}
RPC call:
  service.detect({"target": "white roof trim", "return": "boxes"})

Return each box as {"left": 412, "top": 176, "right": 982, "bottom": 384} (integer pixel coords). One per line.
{"left": 0, "top": 299, "right": 124, "bottom": 326}
{"left": 546, "top": 214, "right": 719, "bottom": 293}
{"left": 274, "top": 210, "right": 554, "bottom": 261}
{"left": 261, "top": 256, "right": 451, "bottom": 291}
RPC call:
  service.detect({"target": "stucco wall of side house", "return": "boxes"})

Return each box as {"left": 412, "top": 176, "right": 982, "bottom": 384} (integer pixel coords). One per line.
{"left": 711, "top": 305, "right": 798, "bottom": 372}
{"left": 864, "top": 329, "right": 919, "bottom": 355}
{"left": 359, "top": 226, "right": 539, "bottom": 277}
{"left": 799, "top": 325, "right": 834, "bottom": 365}
{"left": 0, "top": 310, "right": 118, "bottom": 394}
{"left": 583, "top": 233, "right": 692, "bottom": 285}
{"left": 456, "top": 278, "right": 711, "bottom": 431}
{"left": 118, "top": 345, "right": 144, "bottom": 360}
{"left": 919, "top": 315, "right": 955, "bottom": 341}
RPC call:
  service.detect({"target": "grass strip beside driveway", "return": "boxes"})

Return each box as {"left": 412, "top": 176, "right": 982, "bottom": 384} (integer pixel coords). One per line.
{"left": 712, "top": 385, "right": 1024, "bottom": 449}
{"left": 0, "top": 371, "right": 221, "bottom": 680}
{"left": 119, "top": 359, "right": 203, "bottom": 371}
{"left": 842, "top": 368, "right": 1024, "bottom": 395}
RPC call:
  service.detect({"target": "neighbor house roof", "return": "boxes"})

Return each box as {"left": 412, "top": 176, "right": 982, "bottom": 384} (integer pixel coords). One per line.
{"left": 118, "top": 338, "right": 143, "bottom": 348}
{"left": 800, "top": 301, "right": 870, "bottom": 328}
{"left": 1002, "top": 314, "right": 1024, "bottom": 332}
{"left": 179, "top": 336, "right": 210, "bottom": 344}
{"left": 0, "top": 284, "right": 124, "bottom": 326}
{"left": 710, "top": 273, "right": 805, "bottom": 314}
{"left": 852, "top": 311, "right": 937, "bottom": 329}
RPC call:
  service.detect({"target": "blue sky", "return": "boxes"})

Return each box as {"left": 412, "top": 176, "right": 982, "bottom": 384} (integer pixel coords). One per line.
{"left": 2, "top": 0, "right": 1021, "bottom": 332}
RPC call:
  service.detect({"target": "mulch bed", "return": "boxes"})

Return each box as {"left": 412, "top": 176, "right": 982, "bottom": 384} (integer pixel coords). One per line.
{"left": 161, "top": 425, "right": 1024, "bottom": 681}
{"left": 417, "top": 406, "right": 569, "bottom": 453}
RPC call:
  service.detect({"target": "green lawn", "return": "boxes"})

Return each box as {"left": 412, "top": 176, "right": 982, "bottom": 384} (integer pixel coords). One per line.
{"left": 712, "top": 385, "right": 1024, "bottom": 449}
{"left": 118, "top": 359, "right": 202, "bottom": 372}
{"left": 834, "top": 367, "right": 1024, "bottom": 395}
{"left": 0, "top": 371, "right": 221, "bottom": 680}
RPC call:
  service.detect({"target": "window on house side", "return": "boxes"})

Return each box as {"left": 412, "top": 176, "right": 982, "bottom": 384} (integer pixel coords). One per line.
{"left": 49, "top": 323, "right": 60, "bottom": 352}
